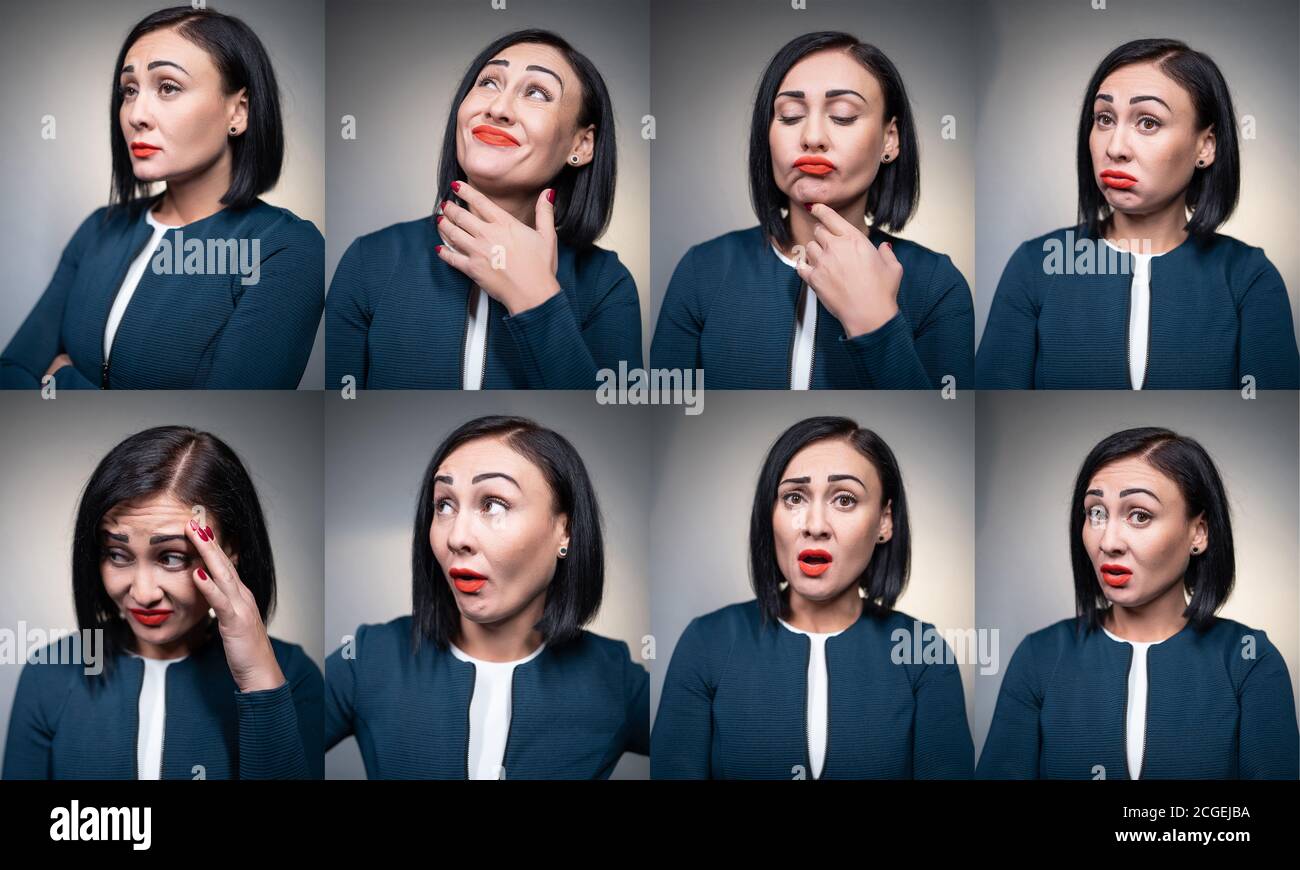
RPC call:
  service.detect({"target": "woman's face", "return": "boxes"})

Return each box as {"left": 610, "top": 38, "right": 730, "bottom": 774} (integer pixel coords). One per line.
{"left": 101, "top": 492, "right": 235, "bottom": 657}
{"left": 430, "top": 436, "right": 569, "bottom": 627}
{"left": 455, "top": 42, "right": 594, "bottom": 198}
{"left": 772, "top": 438, "right": 892, "bottom": 605}
{"left": 118, "top": 26, "right": 247, "bottom": 187}
{"left": 1081, "top": 456, "right": 1207, "bottom": 610}
{"left": 769, "top": 48, "right": 898, "bottom": 212}
{"left": 1089, "top": 60, "right": 1216, "bottom": 224}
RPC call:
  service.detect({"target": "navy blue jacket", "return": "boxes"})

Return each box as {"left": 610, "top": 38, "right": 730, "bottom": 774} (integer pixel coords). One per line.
{"left": 324, "top": 615, "right": 650, "bottom": 778}
{"left": 977, "top": 616, "right": 1300, "bottom": 779}
{"left": 0, "top": 197, "right": 324, "bottom": 389}
{"left": 650, "top": 600, "right": 975, "bottom": 779}
{"left": 649, "top": 225, "right": 974, "bottom": 388}
{"left": 325, "top": 217, "right": 643, "bottom": 389}
{"left": 976, "top": 225, "right": 1300, "bottom": 388}
{"left": 2, "top": 629, "right": 324, "bottom": 779}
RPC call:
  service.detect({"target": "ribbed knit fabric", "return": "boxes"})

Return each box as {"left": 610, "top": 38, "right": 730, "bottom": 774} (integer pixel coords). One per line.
{"left": 650, "top": 599, "right": 974, "bottom": 779}
{"left": 2, "top": 630, "right": 324, "bottom": 779}
{"left": 324, "top": 615, "right": 650, "bottom": 779}
{"left": 324, "top": 217, "right": 643, "bottom": 389}
{"left": 0, "top": 195, "right": 324, "bottom": 389}
{"left": 976, "top": 616, "right": 1300, "bottom": 779}
{"left": 976, "top": 224, "right": 1300, "bottom": 388}
{"left": 649, "top": 225, "right": 974, "bottom": 389}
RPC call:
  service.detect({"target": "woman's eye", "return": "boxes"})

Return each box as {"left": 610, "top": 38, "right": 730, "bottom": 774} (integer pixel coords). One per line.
{"left": 106, "top": 549, "right": 132, "bottom": 565}
{"left": 1128, "top": 509, "right": 1153, "bottom": 525}
{"left": 1137, "top": 116, "right": 1160, "bottom": 131}
{"left": 159, "top": 81, "right": 182, "bottom": 96}
{"left": 525, "top": 84, "right": 552, "bottom": 100}
{"left": 834, "top": 493, "right": 857, "bottom": 508}
{"left": 831, "top": 116, "right": 857, "bottom": 125}
{"left": 782, "top": 491, "right": 804, "bottom": 506}
{"left": 119, "top": 83, "right": 137, "bottom": 99}
{"left": 434, "top": 498, "right": 455, "bottom": 516}
{"left": 1087, "top": 505, "right": 1107, "bottom": 524}
{"left": 160, "top": 553, "right": 190, "bottom": 568}
{"left": 483, "top": 497, "right": 508, "bottom": 515}
{"left": 478, "top": 76, "right": 500, "bottom": 90}
{"left": 1094, "top": 112, "right": 1113, "bottom": 127}
{"left": 778, "top": 115, "right": 804, "bottom": 125}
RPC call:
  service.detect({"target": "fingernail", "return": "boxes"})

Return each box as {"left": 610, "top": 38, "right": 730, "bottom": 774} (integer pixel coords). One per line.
{"left": 451, "top": 181, "right": 461, "bottom": 193}
{"left": 440, "top": 200, "right": 447, "bottom": 211}
{"left": 803, "top": 203, "right": 813, "bottom": 212}
{"left": 204, "top": 526, "right": 213, "bottom": 539}
{"left": 198, "top": 528, "right": 209, "bottom": 542}
{"left": 436, "top": 214, "right": 443, "bottom": 224}
{"left": 435, "top": 244, "right": 443, "bottom": 253}
{"left": 197, "top": 568, "right": 208, "bottom": 580}
{"left": 547, "top": 188, "right": 555, "bottom": 204}
{"left": 189, "top": 519, "right": 199, "bottom": 531}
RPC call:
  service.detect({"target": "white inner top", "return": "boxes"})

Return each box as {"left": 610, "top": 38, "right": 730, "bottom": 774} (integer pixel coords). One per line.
{"left": 461, "top": 284, "right": 490, "bottom": 389}
{"left": 1101, "top": 625, "right": 1167, "bottom": 779}
{"left": 127, "top": 650, "right": 188, "bottom": 780}
{"left": 778, "top": 618, "right": 848, "bottom": 779}
{"left": 1102, "top": 238, "right": 1167, "bottom": 391}
{"left": 770, "top": 243, "right": 818, "bottom": 390}
{"left": 448, "top": 641, "right": 546, "bottom": 779}
{"left": 105, "top": 209, "right": 180, "bottom": 363}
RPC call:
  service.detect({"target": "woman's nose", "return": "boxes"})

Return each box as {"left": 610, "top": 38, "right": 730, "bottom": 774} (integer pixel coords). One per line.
{"left": 486, "top": 89, "right": 514, "bottom": 125}
{"left": 800, "top": 114, "right": 829, "bottom": 152}
{"left": 129, "top": 569, "right": 164, "bottom": 606}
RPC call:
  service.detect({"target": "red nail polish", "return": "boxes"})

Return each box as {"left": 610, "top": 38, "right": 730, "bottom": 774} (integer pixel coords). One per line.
{"left": 435, "top": 244, "right": 443, "bottom": 253}
{"left": 436, "top": 214, "right": 443, "bottom": 224}
{"left": 204, "top": 526, "right": 213, "bottom": 539}
{"left": 198, "top": 528, "right": 209, "bottom": 542}
{"left": 803, "top": 203, "right": 813, "bottom": 212}
{"left": 189, "top": 519, "right": 199, "bottom": 531}
{"left": 197, "top": 568, "right": 208, "bottom": 580}
{"left": 547, "top": 189, "right": 555, "bottom": 204}
{"left": 440, "top": 200, "right": 447, "bottom": 211}
{"left": 451, "top": 181, "right": 461, "bottom": 193}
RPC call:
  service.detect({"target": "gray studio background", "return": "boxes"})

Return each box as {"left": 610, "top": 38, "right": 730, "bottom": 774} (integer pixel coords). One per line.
{"left": 974, "top": 0, "right": 1300, "bottom": 346}
{"left": 649, "top": 0, "right": 977, "bottom": 336}
{"left": 0, "top": 0, "right": 327, "bottom": 388}
{"left": 973, "top": 391, "right": 1300, "bottom": 761}
{"left": 0, "top": 391, "right": 326, "bottom": 762}
{"left": 323, "top": 391, "right": 651, "bottom": 779}
{"left": 649, "top": 392, "right": 977, "bottom": 738}
{"left": 325, "top": 0, "right": 652, "bottom": 366}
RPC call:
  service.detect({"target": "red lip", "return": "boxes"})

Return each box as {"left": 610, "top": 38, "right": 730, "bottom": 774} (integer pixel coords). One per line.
{"left": 797, "top": 549, "right": 833, "bottom": 577}
{"left": 129, "top": 608, "right": 172, "bottom": 626}
{"left": 1099, "top": 169, "right": 1137, "bottom": 189}
{"left": 471, "top": 124, "right": 520, "bottom": 147}
{"left": 1100, "top": 563, "right": 1133, "bottom": 587}
{"left": 449, "top": 567, "right": 488, "bottom": 593}
{"left": 794, "top": 156, "right": 835, "bottom": 176}
{"left": 130, "top": 142, "right": 162, "bottom": 157}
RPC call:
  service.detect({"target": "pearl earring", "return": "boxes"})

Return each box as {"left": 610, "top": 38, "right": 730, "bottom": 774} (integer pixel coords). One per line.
{"left": 558, "top": 545, "right": 568, "bottom": 558}
{"left": 778, "top": 580, "right": 789, "bottom": 592}
{"left": 857, "top": 586, "right": 867, "bottom": 599}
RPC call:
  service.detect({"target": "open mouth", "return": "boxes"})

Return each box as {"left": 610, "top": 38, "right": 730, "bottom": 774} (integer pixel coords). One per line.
{"left": 449, "top": 567, "right": 488, "bottom": 594}
{"left": 471, "top": 124, "right": 520, "bottom": 147}
{"left": 1100, "top": 563, "right": 1133, "bottom": 587}
{"left": 797, "top": 549, "right": 833, "bottom": 577}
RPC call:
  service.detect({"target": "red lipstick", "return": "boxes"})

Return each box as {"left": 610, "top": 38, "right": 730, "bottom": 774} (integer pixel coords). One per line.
{"left": 130, "top": 142, "right": 162, "bottom": 158}
{"left": 472, "top": 124, "right": 520, "bottom": 147}
{"left": 449, "top": 567, "right": 488, "bottom": 593}
{"left": 129, "top": 608, "right": 173, "bottom": 627}
{"left": 797, "top": 549, "right": 833, "bottom": 577}
{"left": 1099, "top": 169, "right": 1137, "bottom": 190}
{"left": 794, "top": 156, "right": 835, "bottom": 176}
{"left": 1100, "top": 563, "right": 1133, "bottom": 587}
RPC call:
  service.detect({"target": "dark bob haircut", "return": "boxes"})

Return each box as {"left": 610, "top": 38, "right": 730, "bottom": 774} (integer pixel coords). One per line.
{"left": 109, "top": 5, "right": 284, "bottom": 213}
{"left": 1069, "top": 426, "right": 1234, "bottom": 633}
{"left": 749, "top": 31, "right": 921, "bottom": 249}
{"left": 435, "top": 29, "right": 617, "bottom": 249}
{"left": 411, "top": 415, "right": 605, "bottom": 650}
{"left": 1076, "top": 38, "right": 1239, "bottom": 239}
{"left": 72, "top": 425, "right": 277, "bottom": 676}
{"left": 749, "top": 416, "right": 911, "bottom": 625}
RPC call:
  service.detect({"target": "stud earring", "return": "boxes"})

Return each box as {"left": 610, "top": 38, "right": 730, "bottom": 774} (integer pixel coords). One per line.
{"left": 778, "top": 580, "right": 789, "bottom": 592}
{"left": 569, "top": 154, "right": 580, "bottom": 165}
{"left": 1191, "top": 546, "right": 1200, "bottom": 554}
{"left": 878, "top": 534, "right": 886, "bottom": 541}
{"left": 857, "top": 586, "right": 867, "bottom": 599}
{"left": 882, "top": 154, "right": 892, "bottom": 163}
{"left": 1196, "top": 159, "right": 1205, "bottom": 167}
{"left": 558, "top": 545, "right": 568, "bottom": 558}
{"left": 230, "top": 126, "right": 237, "bottom": 134}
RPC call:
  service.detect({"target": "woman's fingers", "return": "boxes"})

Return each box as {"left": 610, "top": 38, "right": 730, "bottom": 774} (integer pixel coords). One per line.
{"left": 439, "top": 198, "right": 488, "bottom": 239}
{"left": 435, "top": 210, "right": 478, "bottom": 255}
{"left": 450, "top": 179, "right": 507, "bottom": 222}
{"left": 807, "top": 202, "right": 854, "bottom": 237}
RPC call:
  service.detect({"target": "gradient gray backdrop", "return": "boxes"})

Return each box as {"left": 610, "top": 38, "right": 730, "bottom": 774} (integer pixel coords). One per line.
{"left": 973, "top": 0, "right": 1300, "bottom": 346}
{"left": 973, "top": 390, "right": 1300, "bottom": 762}
{"left": 323, "top": 390, "right": 651, "bottom": 779}
{"left": 0, "top": 390, "right": 326, "bottom": 763}
{"left": 325, "top": 0, "right": 652, "bottom": 366}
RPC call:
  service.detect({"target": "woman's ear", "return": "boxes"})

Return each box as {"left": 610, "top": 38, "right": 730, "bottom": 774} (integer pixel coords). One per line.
{"left": 569, "top": 124, "right": 596, "bottom": 166}
{"left": 878, "top": 498, "right": 893, "bottom": 542}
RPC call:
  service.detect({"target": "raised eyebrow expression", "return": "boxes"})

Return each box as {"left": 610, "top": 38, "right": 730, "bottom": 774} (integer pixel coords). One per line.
{"left": 779, "top": 474, "right": 868, "bottom": 489}
{"left": 120, "top": 60, "right": 191, "bottom": 77}
{"left": 1084, "top": 487, "right": 1162, "bottom": 504}
{"left": 433, "top": 472, "right": 523, "bottom": 490}
{"left": 101, "top": 530, "right": 192, "bottom": 546}
{"left": 1094, "top": 93, "right": 1172, "bottom": 113}
{"left": 484, "top": 58, "right": 564, "bottom": 95}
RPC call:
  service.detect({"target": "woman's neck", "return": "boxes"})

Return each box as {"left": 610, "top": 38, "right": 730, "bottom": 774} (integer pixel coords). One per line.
{"left": 151, "top": 149, "right": 236, "bottom": 226}
{"left": 783, "top": 585, "right": 864, "bottom": 634}
{"left": 1103, "top": 198, "right": 1189, "bottom": 255}
{"left": 454, "top": 592, "right": 547, "bottom": 662}
{"left": 1103, "top": 580, "right": 1189, "bottom": 642}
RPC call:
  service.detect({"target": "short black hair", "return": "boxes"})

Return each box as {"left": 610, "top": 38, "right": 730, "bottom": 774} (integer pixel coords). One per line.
{"left": 72, "top": 425, "right": 277, "bottom": 676}
{"left": 411, "top": 415, "right": 605, "bottom": 650}
{"left": 1069, "top": 426, "right": 1234, "bottom": 633}
{"left": 749, "top": 31, "right": 920, "bottom": 249}
{"left": 435, "top": 29, "right": 617, "bottom": 249}
{"left": 1076, "top": 38, "right": 1239, "bottom": 239}
{"left": 749, "top": 416, "right": 911, "bottom": 624}
{"left": 109, "top": 5, "right": 284, "bottom": 213}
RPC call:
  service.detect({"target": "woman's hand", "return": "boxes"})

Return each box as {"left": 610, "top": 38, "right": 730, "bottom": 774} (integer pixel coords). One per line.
{"left": 434, "top": 180, "right": 563, "bottom": 316}
{"left": 185, "top": 516, "right": 286, "bottom": 693}
{"left": 795, "top": 204, "right": 903, "bottom": 338}
{"left": 43, "top": 353, "right": 73, "bottom": 380}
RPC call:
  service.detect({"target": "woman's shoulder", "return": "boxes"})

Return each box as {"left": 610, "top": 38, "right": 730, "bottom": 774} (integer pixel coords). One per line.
{"left": 676, "top": 599, "right": 762, "bottom": 646}
{"left": 679, "top": 225, "right": 769, "bottom": 265}
{"left": 227, "top": 200, "right": 324, "bottom": 248}
{"left": 267, "top": 635, "right": 322, "bottom": 680}
{"left": 870, "top": 228, "right": 962, "bottom": 276}
{"left": 557, "top": 629, "right": 646, "bottom": 674}
{"left": 347, "top": 215, "right": 436, "bottom": 255}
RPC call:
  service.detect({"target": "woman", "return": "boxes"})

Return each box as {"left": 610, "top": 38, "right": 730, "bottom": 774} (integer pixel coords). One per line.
{"left": 976, "top": 38, "right": 1300, "bottom": 389}
{"left": 0, "top": 5, "right": 324, "bottom": 390}
{"left": 650, "top": 32, "right": 973, "bottom": 389}
{"left": 325, "top": 415, "right": 649, "bottom": 778}
{"left": 651, "top": 416, "right": 974, "bottom": 779}
{"left": 2, "top": 426, "right": 323, "bottom": 779}
{"left": 325, "top": 29, "right": 642, "bottom": 389}
{"left": 978, "top": 427, "right": 1299, "bottom": 779}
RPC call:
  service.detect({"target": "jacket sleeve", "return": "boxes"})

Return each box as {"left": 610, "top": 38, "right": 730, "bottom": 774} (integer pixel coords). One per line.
{"left": 234, "top": 644, "right": 324, "bottom": 779}
{"left": 975, "top": 633, "right": 1042, "bottom": 779}
{"left": 499, "top": 252, "right": 643, "bottom": 389}
{"left": 323, "top": 627, "right": 362, "bottom": 752}
{"left": 624, "top": 642, "right": 650, "bottom": 757}
{"left": 975, "top": 241, "right": 1040, "bottom": 388}
{"left": 1236, "top": 251, "right": 1300, "bottom": 390}
{"left": 840, "top": 253, "right": 974, "bottom": 389}
{"left": 1, "top": 661, "right": 64, "bottom": 779}
{"left": 649, "top": 246, "right": 706, "bottom": 372}
{"left": 324, "top": 236, "right": 373, "bottom": 389}
{"left": 0, "top": 210, "right": 102, "bottom": 389}
{"left": 910, "top": 632, "right": 975, "bottom": 779}
{"left": 196, "top": 219, "right": 324, "bottom": 389}
{"left": 1236, "top": 629, "right": 1300, "bottom": 779}
{"left": 649, "top": 617, "right": 716, "bottom": 779}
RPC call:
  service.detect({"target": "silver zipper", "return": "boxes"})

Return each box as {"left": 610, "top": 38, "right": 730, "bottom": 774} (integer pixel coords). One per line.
{"left": 458, "top": 287, "right": 471, "bottom": 388}
{"left": 1120, "top": 642, "right": 1136, "bottom": 779}
{"left": 480, "top": 300, "right": 489, "bottom": 389}
{"left": 809, "top": 294, "right": 818, "bottom": 389}
{"left": 1137, "top": 651, "right": 1149, "bottom": 779}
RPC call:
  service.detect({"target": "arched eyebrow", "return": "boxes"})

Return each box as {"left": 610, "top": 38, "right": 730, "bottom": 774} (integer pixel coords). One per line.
{"left": 1085, "top": 487, "right": 1162, "bottom": 503}
{"left": 101, "top": 530, "right": 189, "bottom": 544}
{"left": 776, "top": 88, "right": 866, "bottom": 101}
{"left": 434, "top": 472, "right": 522, "bottom": 491}
{"left": 779, "top": 474, "right": 867, "bottom": 488}
{"left": 121, "top": 60, "right": 191, "bottom": 76}
{"left": 1094, "top": 92, "right": 1171, "bottom": 111}
{"left": 484, "top": 58, "right": 564, "bottom": 94}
